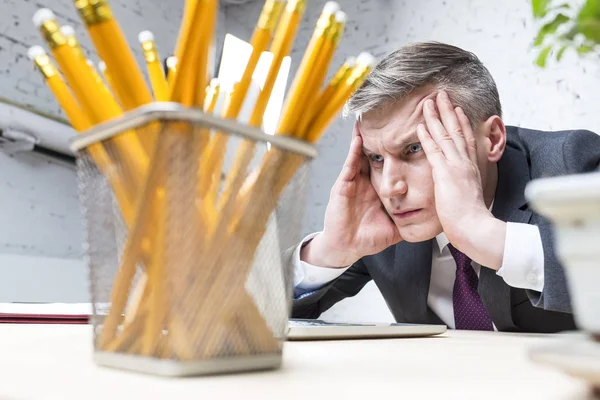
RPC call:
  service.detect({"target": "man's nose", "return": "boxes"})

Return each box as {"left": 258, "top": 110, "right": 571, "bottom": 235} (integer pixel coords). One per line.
{"left": 379, "top": 160, "right": 408, "bottom": 199}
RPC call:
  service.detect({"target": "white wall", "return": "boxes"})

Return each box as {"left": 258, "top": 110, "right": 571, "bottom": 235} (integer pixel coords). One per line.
{"left": 225, "top": 0, "right": 600, "bottom": 323}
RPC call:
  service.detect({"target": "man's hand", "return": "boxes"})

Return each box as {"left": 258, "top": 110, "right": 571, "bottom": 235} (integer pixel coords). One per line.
{"left": 417, "top": 90, "right": 506, "bottom": 269}
{"left": 301, "top": 124, "right": 402, "bottom": 268}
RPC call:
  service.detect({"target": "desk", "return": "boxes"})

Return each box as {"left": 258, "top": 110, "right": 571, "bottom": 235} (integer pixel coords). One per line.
{"left": 0, "top": 325, "right": 592, "bottom": 399}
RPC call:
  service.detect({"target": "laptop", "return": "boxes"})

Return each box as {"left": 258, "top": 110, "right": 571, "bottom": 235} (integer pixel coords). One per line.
{"left": 287, "top": 318, "right": 447, "bottom": 340}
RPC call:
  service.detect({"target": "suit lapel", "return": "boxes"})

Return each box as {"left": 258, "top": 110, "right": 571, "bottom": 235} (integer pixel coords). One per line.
{"left": 479, "top": 143, "right": 533, "bottom": 331}
{"left": 393, "top": 240, "right": 444, "bottom": 324}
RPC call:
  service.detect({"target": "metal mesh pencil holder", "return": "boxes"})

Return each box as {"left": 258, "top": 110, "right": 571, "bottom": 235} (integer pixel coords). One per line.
{"left": 71, "top": 103, "right": 315, "bottom": 377}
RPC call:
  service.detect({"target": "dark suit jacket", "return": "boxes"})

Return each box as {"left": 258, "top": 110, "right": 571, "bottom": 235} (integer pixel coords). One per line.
{"left": 291, "top": 127, "right": 600, "bottom": 333}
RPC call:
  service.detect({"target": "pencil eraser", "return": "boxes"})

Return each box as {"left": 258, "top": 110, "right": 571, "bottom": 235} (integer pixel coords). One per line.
{"left": 86, "top": 59, "right": 95, "bottom": 68}
{"left": 334, "top": 11, "right": 347, "bottom": 24}
{"left": 357, "top": 52, "right": 376, "bottom": 68}
{"left": 323, "top": 2, "right": 340, "bottom": 15}
{"left": 32, "top": 9, "right": 55, "bottom": 28}
{"left": 166, "top": 56, "right": 178, "bottom": 69}
{"left": 345, "top": 56, "right": 357, "bottom": 66}
{"left": 98, "top": 60, "right": 107, "bottom": 72}
{"left": 138, "top": 30, "right": 154, "bottom": 43}
{"left": 59, "top": 25, "right": 75, "bottom": 37}
{"left": 27, "top": 45, "right": 46, "bottom": 61}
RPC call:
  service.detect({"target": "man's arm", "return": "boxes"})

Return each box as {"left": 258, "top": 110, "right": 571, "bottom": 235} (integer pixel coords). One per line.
{"left": 525, "top": 129, "right": 600, "bottom": 313}
{"left": 284, "top": 234, "right": 372, "bottom": 319}
{"left": 284, "top": 127, "right": 401, "bottom": 319}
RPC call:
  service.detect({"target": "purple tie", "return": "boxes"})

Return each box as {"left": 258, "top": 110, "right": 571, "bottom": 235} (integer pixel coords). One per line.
{"left": 448, "top": 244, "right": 493, "bottom": 331}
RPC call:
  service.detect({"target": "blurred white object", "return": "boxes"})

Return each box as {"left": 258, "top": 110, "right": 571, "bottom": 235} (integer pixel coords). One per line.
{"left": 525, "top": 172, "right": 600, "bottom": 333}
{"left": 218, "top": 34, "right": 253, "bottom": 93}
{"left": 0, "top": 103, "right": 76, "bottom": 156}
{"left": 218, "top": 34, "right": 291, "bottom": 134}
{"left": 264, "top": 55, "right": 290, "bottom": 135}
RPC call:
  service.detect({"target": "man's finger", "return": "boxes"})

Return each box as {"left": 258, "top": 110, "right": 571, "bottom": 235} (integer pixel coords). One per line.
{"left": 437, "top": 91, "right": 469, "bottom": 158}
{"left": 340, "top": 135, "right": 363, "bottom": 182}
{"left": 455, "top": 107, "right": 478, "bottom": 164}
{"left": 422, "top": 98, "right": 460, "bottom": 160}
{"left": 417, "top": 123, "right": 445, "bottom": 169}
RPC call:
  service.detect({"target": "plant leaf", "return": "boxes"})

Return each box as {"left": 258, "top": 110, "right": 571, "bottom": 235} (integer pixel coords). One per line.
{"left": 533, "top": 13, "right": 571, "bottom": 46}
{"left": 536, "top": 45, "right": 553, "bottom": 67}
{"left": 576, "top": 43, "right": 595, "bottom": 54}
{"left": 556, "top": 45, "right": 568, "bottom": 60}
{"left": 532, "top": 0, "right": 552, "bottom": 18}
{"left": 578, "top": 18, "right": 600, "bottom": 42}
{"left": 578, "top": 0, "right": 600, "bottom": 20}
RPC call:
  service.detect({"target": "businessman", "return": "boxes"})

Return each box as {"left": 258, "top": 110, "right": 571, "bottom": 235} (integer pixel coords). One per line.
{"left": 290, "top": 41, "right": 600, "bottom": 332}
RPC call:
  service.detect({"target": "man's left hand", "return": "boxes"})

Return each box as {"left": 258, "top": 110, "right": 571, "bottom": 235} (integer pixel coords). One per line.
{"left": 417, "top": 90, "right": 506, "bottom": 270}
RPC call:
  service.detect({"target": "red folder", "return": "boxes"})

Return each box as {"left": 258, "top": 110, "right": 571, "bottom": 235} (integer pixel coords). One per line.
{"left": 0, "top": 303, "right": 92, "bottom": 324}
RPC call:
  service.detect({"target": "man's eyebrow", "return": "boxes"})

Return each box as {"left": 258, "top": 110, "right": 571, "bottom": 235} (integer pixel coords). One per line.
{"left": 360, "top": 131, "right": 421, "bottom": 155}
{"left": 396, "top": 131, "right": 420, "bottom": 148}
{"left": 362, "top": 146, "right": 375, "bottom": 155}
{"left": 385, "top": 131, "right": 420, "bottom": 152}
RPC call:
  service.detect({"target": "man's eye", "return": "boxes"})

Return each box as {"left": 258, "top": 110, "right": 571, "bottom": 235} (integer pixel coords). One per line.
{"left": 369, "top": 154, "right": 384, "bottom": 163}
{"left": 408, "top": 143, "right": 423, "bottom": 154}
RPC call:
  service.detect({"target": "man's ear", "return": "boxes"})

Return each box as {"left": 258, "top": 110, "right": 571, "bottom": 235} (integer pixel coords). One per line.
{"left": 482, "top": 115, "right": 506, "bottom": 163}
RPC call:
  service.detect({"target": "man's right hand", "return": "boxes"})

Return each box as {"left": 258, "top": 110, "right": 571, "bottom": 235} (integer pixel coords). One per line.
{"left": 301, "top": 124, "right": 403, "bottom": 268}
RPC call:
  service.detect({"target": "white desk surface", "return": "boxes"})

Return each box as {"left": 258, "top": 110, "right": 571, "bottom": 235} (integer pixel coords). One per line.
{"left": 0, "top": 324, "right": 593, "bottom": 400}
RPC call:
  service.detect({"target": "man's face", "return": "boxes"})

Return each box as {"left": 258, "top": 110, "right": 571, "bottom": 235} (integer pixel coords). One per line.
{"left": 358, "top": 87, "right": 487, "bottom": 242}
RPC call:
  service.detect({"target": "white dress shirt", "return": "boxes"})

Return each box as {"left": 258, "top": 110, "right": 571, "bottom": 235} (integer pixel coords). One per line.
{"left": 292, "top": 222, "right": 545, "bottom": 329}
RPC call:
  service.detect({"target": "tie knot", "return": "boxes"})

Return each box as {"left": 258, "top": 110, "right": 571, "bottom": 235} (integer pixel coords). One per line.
{"left": 448, "top": 244, "right": 472, "bottom": 270}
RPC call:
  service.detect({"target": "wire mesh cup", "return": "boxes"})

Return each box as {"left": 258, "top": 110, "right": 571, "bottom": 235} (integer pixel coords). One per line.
{"left": 72, "top": 103, "right": 315, "bottom": 377}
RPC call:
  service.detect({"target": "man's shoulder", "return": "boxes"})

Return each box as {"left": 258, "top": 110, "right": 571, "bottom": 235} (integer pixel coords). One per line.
{"left": 506, "top": 125, "right": 600, "bottom": 177}
{"left": 507, "top": 125, "right": 598, "bottom": 149}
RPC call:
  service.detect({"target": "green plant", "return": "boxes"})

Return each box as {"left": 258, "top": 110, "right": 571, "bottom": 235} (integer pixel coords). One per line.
{"left": 532, "top": 0, "right": 600, "bottom": 66}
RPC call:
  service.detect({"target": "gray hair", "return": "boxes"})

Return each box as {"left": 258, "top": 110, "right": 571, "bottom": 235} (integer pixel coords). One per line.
{"left": 346, "top": 42, "right": 502, "bottom": 124}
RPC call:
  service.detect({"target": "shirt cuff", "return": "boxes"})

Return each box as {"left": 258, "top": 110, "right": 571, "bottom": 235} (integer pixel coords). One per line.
{"left": 292, "top": 232, "right": 350, "bottom": 295}
{"left": 496, "top": 222, "right": 545, "bottom": 292}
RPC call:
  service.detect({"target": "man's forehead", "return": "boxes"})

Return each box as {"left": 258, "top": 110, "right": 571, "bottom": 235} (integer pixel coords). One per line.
{"left": 358, "top": 87, "right": 438, "bottom": 140}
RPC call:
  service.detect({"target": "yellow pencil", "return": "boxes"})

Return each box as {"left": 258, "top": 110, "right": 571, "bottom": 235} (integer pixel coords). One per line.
{"left": 191, "top": 0, "right": 218, "bottom": 107}
{"left": 58, "top": 25, "right": 85, "bottom": 59}
{"left": 166, "top": 56, "right": 178, "bottom": 87}
{"left": 97, "top": 61, "right": 117, "bottom": 95}
{"left": 204, "top": 78, "right": 221, "bottom": 113}
{"left": 74, "top": 0, "right": 156, "bottom": 155}
{"left": 310, "top": 56, "right": 356, "bottom": 121}
{"left": 214, "top": 0, "right": 306, "bottom": 222}
{"left": 60, "top": 24, "right": 118, "bottom": 103}
{"left": 34, "top": 9, "right": 148, "bottom": 192}
{"left": 198, "top": 0, "right": 285, "bottom": 202}
{"left": 295, "top": 10, "right": 346, "bottom": 137}
{"left": 74, "top": 0, "right": 153, "bottom": 110}
{"left": 28, "top": 45, "right": 88, "bottom": 131}
{"left": 138, "top": 30, "right": 169, "bottom": 102}
{"left": 276, "top": 1, "right": 339, "bottom": 137}
{"left": 305, "top": 52, "right": 376, "bottom": 143}
{"left": 28, "top": 45, "right": 135, "bottom": 224}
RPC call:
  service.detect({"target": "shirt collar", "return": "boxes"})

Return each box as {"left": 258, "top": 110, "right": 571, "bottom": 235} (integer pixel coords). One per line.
{"left": 434, "top": 200, "right": 494, "bottom": 254}
{"left": 434, "top": 233, "right": 450, "bottom": 253}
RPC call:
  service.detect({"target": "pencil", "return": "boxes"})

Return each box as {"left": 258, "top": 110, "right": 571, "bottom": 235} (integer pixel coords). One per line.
{"left": 197, "top": 0, "right": 285, "bottom": 203}
{"left": 28, "top": 45, "right": 136, "bottom": 226}
{"left": 138, "top": 31, "right": 169, "bottom": 102}
{"left": 276, "top": 2, "right": 339, "bottom": 137}
{"left": 166, "top": 56, "right": 178, "bottom": 87}
{"left": 74, "top": 0, "right": 153, "bottom": 110}
{"left": 34, "top": 9, "right": 148, "bottom": 192}
{"left": 295, "top": 10, "right": 347, "bottom": 138}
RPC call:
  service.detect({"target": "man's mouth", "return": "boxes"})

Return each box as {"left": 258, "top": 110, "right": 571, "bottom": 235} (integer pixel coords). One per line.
{"left": 391, "top": 208, "right": 423, "bottom": 220}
